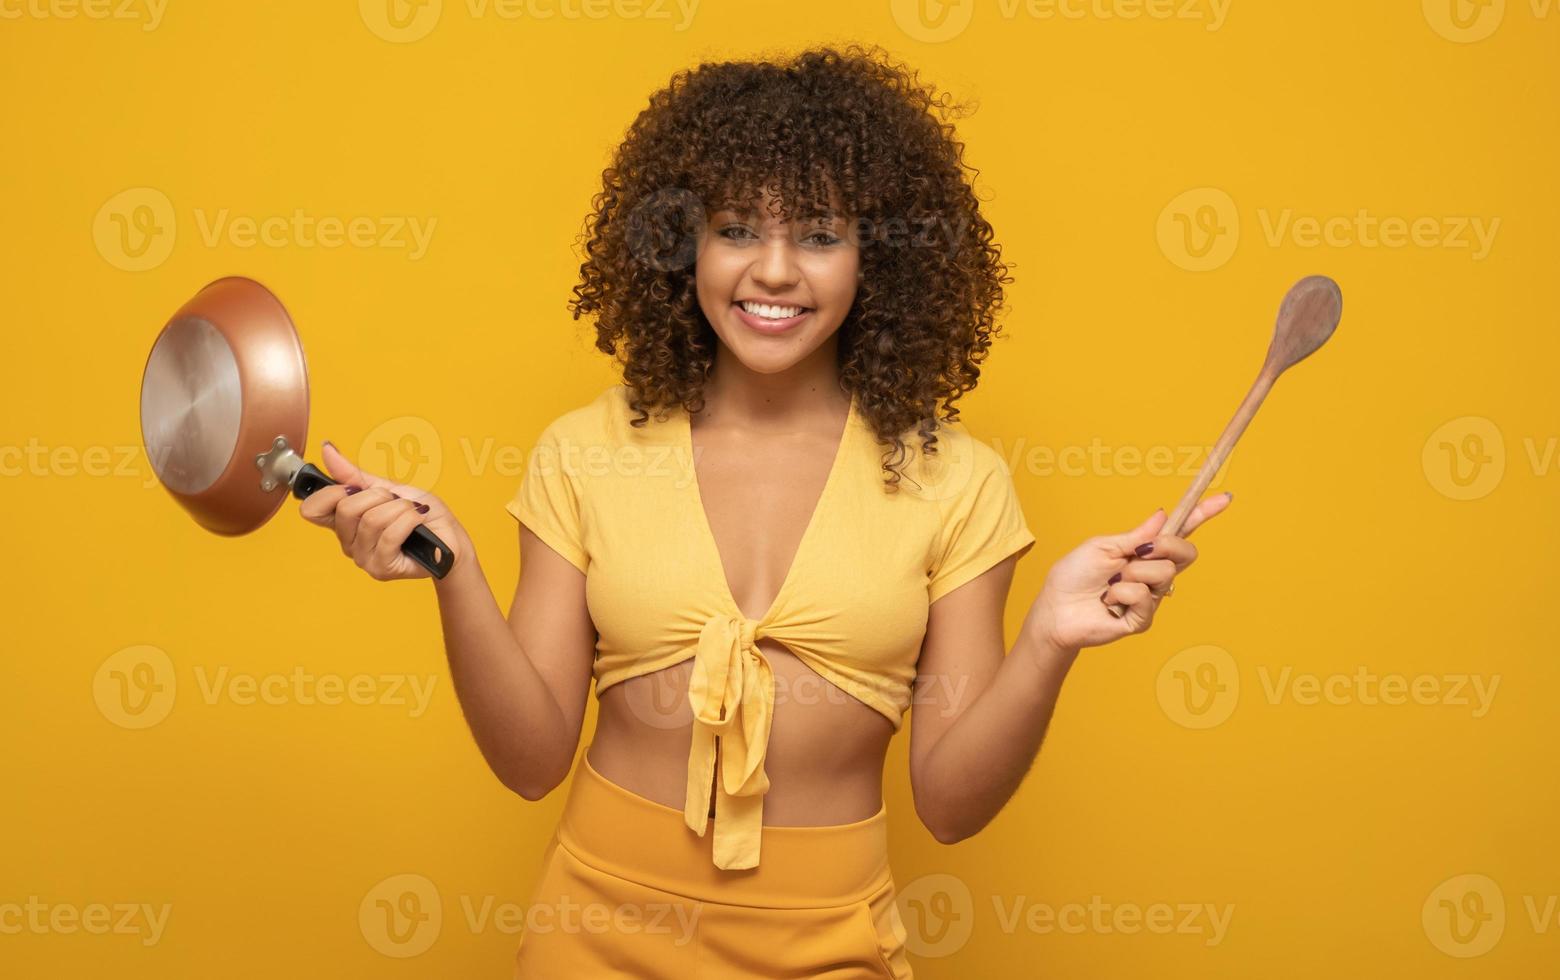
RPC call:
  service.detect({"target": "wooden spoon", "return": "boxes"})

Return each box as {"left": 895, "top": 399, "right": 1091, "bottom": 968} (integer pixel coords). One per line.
{"left": 1105, "top": 274, "right": 1343, "bottom": 618}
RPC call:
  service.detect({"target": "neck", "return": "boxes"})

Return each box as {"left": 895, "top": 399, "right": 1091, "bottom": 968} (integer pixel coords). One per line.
{"left": 699, "top": 343, "right": 850, "bottom": 432}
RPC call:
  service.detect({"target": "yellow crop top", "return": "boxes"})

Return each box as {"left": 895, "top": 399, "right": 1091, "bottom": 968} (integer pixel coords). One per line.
{"left": 506, "top": 384, "right": 1036, "bottom": 869}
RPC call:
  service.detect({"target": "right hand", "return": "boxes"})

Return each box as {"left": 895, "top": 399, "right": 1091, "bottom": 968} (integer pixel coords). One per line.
{"left": 297, "top": 441, "right": 471, "bottom": 581}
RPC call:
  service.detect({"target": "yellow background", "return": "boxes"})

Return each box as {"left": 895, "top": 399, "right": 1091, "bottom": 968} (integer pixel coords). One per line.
{"left": 3, "top": 0, "right": 1556, "bottom": 975}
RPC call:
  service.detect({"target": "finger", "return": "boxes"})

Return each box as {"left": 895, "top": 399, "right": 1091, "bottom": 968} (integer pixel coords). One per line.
{"left": 1102, "top": 581, "right": 1154, "bottom": 631}
{"left": 298, "top": 483, "right": 355, "bottom": 523}
{"left": 1114, "top": 557, "right": 1176, "bottom": 591}
{"left": 373, "top": 506, "right": 433, "bottom": 575}
{"left": 1103, "top": 580, "right": 1151, "bottom": 607}
{"left": 319, "top": 440, "right": 391, "bottom": 492}
{"left": 1101, "top": 508, "right": 1168, "bottom": 560}
{"left": 1180, "top": 491, "right": 1233, "bottom": 539}
{"left": 1137, "top": 534, "right": 1197, "bottom": 570}
{"left": 351, "top": 497, "right": 420, "bottom": 568}
{"left": 334, "top": 487, "right": 398, "bottom": 552}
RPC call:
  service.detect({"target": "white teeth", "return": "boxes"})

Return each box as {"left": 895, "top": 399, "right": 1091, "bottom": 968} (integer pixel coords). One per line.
{"left": 739, "top": 301, "right": 805, "bottom": 320}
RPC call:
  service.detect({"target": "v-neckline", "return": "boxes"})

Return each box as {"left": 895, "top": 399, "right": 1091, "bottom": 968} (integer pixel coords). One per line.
{"left": 681, "top": 391, "right": 857, "bottom": 627}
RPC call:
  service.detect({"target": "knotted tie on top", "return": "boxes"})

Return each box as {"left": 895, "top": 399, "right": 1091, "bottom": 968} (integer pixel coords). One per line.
{"left": 683, "top": 613, "right": 775, "bottom": 870}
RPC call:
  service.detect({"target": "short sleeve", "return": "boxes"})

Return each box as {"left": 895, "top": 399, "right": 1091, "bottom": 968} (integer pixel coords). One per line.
{"left": 926, "top": 442, "right": 1036, "bottom": 602}
{"left": 506, "top": 419, "right": 589, "bottom": 574}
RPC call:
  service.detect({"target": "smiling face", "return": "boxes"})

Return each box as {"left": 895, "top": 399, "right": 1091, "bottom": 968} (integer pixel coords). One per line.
{"left": 694, "top": 183, "right": 861, "bottom": 376}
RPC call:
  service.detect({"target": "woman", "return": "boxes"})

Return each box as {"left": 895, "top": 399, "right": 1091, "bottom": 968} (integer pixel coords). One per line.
{"left": 302, "top": 44, "right": 1230, "bottom": 979}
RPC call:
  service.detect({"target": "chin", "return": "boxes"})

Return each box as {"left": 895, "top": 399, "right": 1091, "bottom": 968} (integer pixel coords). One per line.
{"left": 722, "top": 337, "right": 815, "bottom": 374}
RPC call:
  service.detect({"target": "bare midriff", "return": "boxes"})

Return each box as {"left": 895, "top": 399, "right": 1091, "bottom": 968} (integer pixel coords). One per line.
{"left": 586, "top": 636, "right": 895, "bottom": 827}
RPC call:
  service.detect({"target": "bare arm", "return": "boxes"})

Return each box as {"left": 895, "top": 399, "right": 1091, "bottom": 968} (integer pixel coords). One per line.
{"left": 909, "top": 494, "right": 1234, "bottom": 844}
{"left": 431, "top": 524, "right": 595, "bottom": 800}
{"left": 908, "top": 556, "right": 1074, "bottom": 845}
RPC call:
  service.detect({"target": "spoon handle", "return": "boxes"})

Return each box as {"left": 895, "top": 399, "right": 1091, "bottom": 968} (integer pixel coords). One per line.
{"left": 1104, "top": 370, "right": 1274, "bottom": 619}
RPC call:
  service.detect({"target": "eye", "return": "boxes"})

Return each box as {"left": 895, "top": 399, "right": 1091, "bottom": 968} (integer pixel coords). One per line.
{"left": 803, "top": 230, "right": 842, "bottom": 247}
{"left": 718, "top": 224, "right": 757, "bottom": 241}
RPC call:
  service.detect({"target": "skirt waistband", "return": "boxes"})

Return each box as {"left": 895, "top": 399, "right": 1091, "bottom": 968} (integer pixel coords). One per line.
{"left": 556, "top": 746, "right": 891, "bottom": 909}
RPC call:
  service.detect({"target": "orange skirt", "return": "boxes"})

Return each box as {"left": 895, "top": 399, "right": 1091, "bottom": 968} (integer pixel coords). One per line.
{"left": 512, "top": 746, "right": 913, "bottom": 978}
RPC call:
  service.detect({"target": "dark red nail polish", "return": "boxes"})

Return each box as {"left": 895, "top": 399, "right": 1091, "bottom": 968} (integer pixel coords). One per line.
{"left": 344, "top": 485, "right": 363, "bottom": 495}
{"left": 414, "top": 502, "right": 430, "bottom": 514}
{"left": 1108, "top": 572, "right": 1122, "bottom": 585}
{"left": 1099, "top": 589, "right": 1109, "bottom": 601}
{"left": 1135, "top": 542, "right": 1154, "bottom": 557}
{"left": 390, "top": 492, "right": 400, "bottom": 499}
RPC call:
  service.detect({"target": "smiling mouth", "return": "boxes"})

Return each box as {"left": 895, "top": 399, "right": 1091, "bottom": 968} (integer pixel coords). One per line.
{"left": 734, "top": 299, "right": 813, "bottom": 319}
{"left": 731, "top": 301, "right": 812, "bottom": 333}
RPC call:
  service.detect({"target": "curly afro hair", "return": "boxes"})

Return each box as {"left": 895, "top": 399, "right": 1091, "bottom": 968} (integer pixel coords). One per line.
{"left": 568, "top": 42, "right": 1015, "bottom": 489}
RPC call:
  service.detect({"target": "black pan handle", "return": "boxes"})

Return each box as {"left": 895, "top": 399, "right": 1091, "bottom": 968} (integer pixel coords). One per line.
{"left": 290, "top": 462, "right": 456, "bottom": 579}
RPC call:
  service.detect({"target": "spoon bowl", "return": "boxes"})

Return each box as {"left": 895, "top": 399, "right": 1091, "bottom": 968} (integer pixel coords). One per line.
{"left": 1266, "top": 274, "right": 1343, "bottom": 375}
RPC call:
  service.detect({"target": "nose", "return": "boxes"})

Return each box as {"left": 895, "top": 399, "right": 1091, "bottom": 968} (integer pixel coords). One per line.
{"left": 749, "top": 230, "right": 801, "bottom": 291}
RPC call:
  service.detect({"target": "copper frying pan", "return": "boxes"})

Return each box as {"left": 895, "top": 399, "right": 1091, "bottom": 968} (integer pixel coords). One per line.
{"left": 138, "top": 276, "right": 455, "bottom": 578}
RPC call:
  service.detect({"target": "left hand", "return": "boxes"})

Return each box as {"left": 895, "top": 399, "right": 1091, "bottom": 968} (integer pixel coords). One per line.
{"left": 1020, "top": 492, "right": 1233, "bottom": 660}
